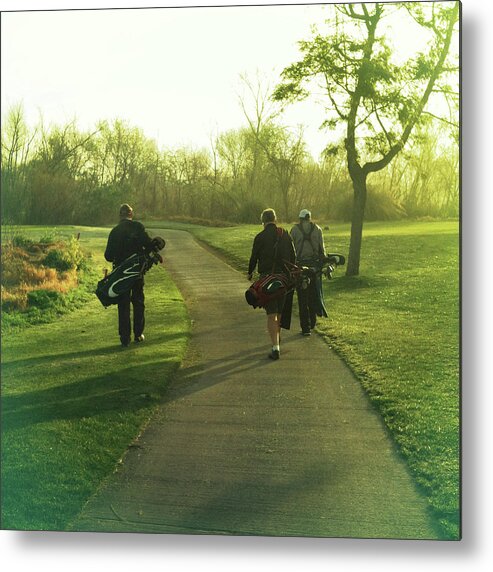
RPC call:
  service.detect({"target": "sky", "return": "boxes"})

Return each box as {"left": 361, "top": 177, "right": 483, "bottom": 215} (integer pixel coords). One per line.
{"left": 1, "top": 3, "right": 336, "bottom": 157}
{"left": 0, "top": 0, "right": 458, "bottom": 160}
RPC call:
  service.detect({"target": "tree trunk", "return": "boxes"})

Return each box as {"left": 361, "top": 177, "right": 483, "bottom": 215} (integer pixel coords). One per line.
{"left": 282, "top": 183, "right": 290, "bottom": 222}
{"left": 346, "top": 173, "right": 368, "bottom": 277}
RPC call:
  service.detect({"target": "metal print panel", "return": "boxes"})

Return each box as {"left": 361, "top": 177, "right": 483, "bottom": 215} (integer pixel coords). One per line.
{"left": 1, "top": 1, "right": 460, "bottom": 541}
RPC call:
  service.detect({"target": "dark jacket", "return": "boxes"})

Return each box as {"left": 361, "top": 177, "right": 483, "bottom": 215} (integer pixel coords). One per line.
{"left": 248, "top": 223, "right": 295, "bottom": 276}
{"left": 104, "top": 219, "right": 153, "bottom": 266}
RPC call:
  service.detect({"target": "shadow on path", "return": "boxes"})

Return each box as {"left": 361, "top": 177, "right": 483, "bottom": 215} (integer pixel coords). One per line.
{"left": 72, "top": 229, "right": 441, "bottom": 539}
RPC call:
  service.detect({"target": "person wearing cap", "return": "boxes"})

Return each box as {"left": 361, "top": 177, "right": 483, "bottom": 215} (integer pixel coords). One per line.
{"left": 290, "top": 209, "right": 328, "bottom": 336}
{"left": 247, "top": 208, "right": 296, "bottom": 360}
{"left": 104, "top": 203, "right": 154, "bottom": 347}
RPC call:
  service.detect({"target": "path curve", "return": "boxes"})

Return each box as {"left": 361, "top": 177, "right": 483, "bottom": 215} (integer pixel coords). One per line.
{"left": 73, "top": 229, "right": 439, "bottom": 538}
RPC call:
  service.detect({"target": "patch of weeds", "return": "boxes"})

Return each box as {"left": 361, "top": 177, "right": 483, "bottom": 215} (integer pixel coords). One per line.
{"left": 39, "top": 228, "right": 62, "bottom": 244}
{"left": 1, "top": 233, "right": 97, "bottom": 333}
{"left": 27, "top": 289, "right": 64, "bottom": 310}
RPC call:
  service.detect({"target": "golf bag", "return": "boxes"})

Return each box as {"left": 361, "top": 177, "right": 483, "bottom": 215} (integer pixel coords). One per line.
{"left": 244, "top": 254, "right": 345, "bottom": 310}
{"left": 245, "top": 272, "right": 294, "bottom": 309}
{"left": 323, "top": 254, "right": 346, "bottom": 279}
{"left": 95, "top": 236, "right": 165, "bottom": 307}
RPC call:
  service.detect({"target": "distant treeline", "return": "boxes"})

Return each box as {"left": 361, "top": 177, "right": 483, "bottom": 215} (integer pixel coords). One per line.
{"left": 1, "top": 105, "right": 459, "bottom": 226}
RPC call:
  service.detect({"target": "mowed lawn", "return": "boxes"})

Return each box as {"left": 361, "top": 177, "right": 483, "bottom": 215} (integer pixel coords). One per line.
{"left": 148, "top": 219, "right": 460, "bottom": 539}
{"left": 1, "top": 220, "right": 460, "bottom": 538}
{"left": 1, "top": 226, "right": 190, "bottom": 531}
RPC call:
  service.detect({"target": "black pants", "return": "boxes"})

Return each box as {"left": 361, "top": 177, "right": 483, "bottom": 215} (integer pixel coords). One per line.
{"left": 296, "top": 279, "right": 318, "bottom": 333}
{"left": 118, "top": 278, "right": 145, "bottom": 343}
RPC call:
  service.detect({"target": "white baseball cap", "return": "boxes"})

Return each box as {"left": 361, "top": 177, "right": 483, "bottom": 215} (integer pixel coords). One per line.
{"left": 299, "top": 209, "right": 311, "bottom": 219}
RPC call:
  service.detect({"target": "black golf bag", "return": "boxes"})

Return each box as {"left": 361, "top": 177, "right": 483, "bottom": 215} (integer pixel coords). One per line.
{"left": 95, "top": 236, "right": 165, "bottom": 307}
{"left": 298, "top": 254, "right": 346, "bottom": 319}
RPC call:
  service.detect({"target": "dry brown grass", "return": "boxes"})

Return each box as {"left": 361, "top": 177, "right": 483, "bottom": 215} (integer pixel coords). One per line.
{"left": 1, "top": 242, "right": 79, "bottom": 311}
{"left": 1, "top": 286, "right": 29, "bottom": 310}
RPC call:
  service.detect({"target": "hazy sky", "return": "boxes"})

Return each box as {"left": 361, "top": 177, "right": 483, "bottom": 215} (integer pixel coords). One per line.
{"left": 1, "top": 1, "right": 456, "bottom": 159}
{"left": 2, "top": 3, "right": 336, "bottom": 157}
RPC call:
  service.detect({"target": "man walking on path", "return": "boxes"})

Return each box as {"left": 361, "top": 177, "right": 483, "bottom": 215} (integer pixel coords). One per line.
{"left": 247, "top": 208, "right": 295, "bottom": 360}
{"left": 290, "top": 209, "right": 328, "bottom": 336}
{"left": 104, "top": 203, "right": 154, "bottom": 347}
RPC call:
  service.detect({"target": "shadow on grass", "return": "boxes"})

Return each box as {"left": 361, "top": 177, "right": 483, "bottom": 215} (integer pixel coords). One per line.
{"left": 1, "top": 331, "right": 186, "bottom": 369}
{"left": 1, "top": 361, "right": 177, "bottom": 432}
{"left": 1, "top": 331, "right": 189, "bottom": 432}
{"left": 2, "top": 343, "right": 272, "bottom": 432}
{"left": 327, "top": 275, "right": 392, "bottom": 293}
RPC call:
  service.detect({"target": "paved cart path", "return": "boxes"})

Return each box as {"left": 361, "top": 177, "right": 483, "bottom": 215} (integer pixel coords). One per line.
{"left": 73, "top": 229, "right": 439, "bottom": 538}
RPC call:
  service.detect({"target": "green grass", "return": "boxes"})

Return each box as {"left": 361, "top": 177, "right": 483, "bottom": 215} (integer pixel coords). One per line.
{"left": 1, "top": 225, "right": 190, "bottom": 531}
{"left": 1, "top": 220, "right": 460, "bottom": 537}
{"left": 147, "top": 219, "right": 460, "bottom": 539}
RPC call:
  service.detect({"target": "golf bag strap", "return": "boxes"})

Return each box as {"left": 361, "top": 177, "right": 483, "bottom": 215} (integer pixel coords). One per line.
{"left": 297, "top": 222, "right": 322, "bottom": 261}
{"left": 271, "top": 227, "right": 285, "bottom": 274}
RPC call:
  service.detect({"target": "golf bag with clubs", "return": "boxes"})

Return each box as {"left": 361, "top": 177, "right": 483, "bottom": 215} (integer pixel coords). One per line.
{"left": 95, "top": 236, "right": 166, "bottom": 307}
{"left": 245, "top": 253, "right": 345, "bottom": 311}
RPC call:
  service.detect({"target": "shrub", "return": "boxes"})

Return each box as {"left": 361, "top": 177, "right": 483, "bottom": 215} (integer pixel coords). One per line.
{"left": 12, "top": 235, "right": 34, "bottom": 249}
{"left": 27, "top": 289, "right": 63, "bottom": 310}
{"left": 39, "top": 229, "right": 62, "bottom": 244}
{"left": 65, "top": 236, "right": 85, "bottom": 269}
{"left": 364, "top": 189, "right": 407, "bottom": 221}
{"left": 165, "top": 216, "right": 236, "bottom": 228}
{"left": 43, "top": 249, "right": 73, "bottom": 271}
{"left": 330, "top": 187, "right": 407, "bottom": 221}
{"left": 1, "top": 231, "right": 92, "bottom": 332}
{"left": 235, "top": 199, "right": 268, "bottom": 224}
{"left": 42, "top": 237, "right": 84, "bottom": 271}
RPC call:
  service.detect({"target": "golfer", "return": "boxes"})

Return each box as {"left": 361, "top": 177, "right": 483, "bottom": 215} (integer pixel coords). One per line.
{"left": 290, "top": 208, "right": 327, "bottom": 335}
{"left": 104, "top": 203, "right": 153, "bottom": 347}
{"left": 247, "top": 208, "right": 295, "bottom": 360}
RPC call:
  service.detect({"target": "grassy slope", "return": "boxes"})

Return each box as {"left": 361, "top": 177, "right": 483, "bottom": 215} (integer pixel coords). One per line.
{"left": 1, "top": 226, "right": 190, "bottom": 530}
{"left": 147, "top": 220, "right": 460, "bottom": 539}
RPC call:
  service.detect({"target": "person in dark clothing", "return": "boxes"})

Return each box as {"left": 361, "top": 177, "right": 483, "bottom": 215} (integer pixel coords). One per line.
{"left": 104, "top": 203, "right": 154, "bottom": 347}
{"left": 290, "top": 208, "right": 328, "bottom": 336}
{"left": 247, "top": 208, "right": 295, "bottom": 360}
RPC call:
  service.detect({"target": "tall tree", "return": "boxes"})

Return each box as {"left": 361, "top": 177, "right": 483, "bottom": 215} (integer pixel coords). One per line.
{"left": 273, "top": 1, "right": 459, "bottom": 275}
{"left": 240, "top": 73, "right": 307, "bottom": 220}
{"left": 255, "top": 122, "right": 307, "bottom": 220}
{"left": 239, "top": 73, "right": 279, "bottom": 193}
{"left": 1, "top": 104, "right": 37, "bottom": 222}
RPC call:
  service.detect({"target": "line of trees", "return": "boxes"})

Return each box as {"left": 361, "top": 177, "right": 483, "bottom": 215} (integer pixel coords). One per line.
{"left": 1, "top": 3, "right": 459, "bottom": 276}
{"left": 1, "top": 101, "right": 458, "bottom": 228}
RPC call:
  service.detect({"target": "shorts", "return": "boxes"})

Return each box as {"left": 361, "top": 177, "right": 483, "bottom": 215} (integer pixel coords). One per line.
{"left": 264, "top": 293, "right": 286, "bottom": 315}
